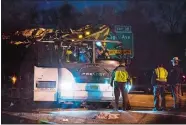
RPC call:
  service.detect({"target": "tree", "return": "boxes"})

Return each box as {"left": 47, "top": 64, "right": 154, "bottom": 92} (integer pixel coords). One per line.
{"left": 154, "top": 1, "right": 186, "bottom": 33}
{"left": 58, "top": 2, "right": 78, "bottom": 29}
{"left": 98, "top": 5, "right": 122, "bottom": 25}
{"left": 124, "top": 0, "right": 186, "bottom": 64}
{"left": 2, "top": 0, "right": 39, "bottom": 32}
{"left": 78, "top": 6, "right": 100, "bottom": 26}
{"left": 130, "top": 0, "right": 186, "bottom": 33}
{"left": 79, "top": 5, "right": 122, "bottom": 27}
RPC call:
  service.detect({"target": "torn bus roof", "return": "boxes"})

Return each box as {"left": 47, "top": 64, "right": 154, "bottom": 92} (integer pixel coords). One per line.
{"left": 2, "top": 24, "right": 119, "bottom": 45}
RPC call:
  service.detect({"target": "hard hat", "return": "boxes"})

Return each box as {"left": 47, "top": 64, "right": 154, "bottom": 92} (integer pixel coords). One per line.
{"left": 171, "top": 57, "right": 181, "bottom": 62}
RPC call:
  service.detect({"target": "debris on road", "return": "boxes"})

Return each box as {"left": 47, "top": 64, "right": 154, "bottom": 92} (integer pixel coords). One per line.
{"left": 10, "top": 102, "right": 14, "bottom": 107}
{"left": 39, "top": 120, "right": 56, "bottom": 124}
{"left": 3, "top": 109, "right": 186, "bottom": 124}
{"left": 94, "top": 112, "right": 120, "bottom": 119}
{"left": 62, "top": 119, "right": 69, "bottom": 122}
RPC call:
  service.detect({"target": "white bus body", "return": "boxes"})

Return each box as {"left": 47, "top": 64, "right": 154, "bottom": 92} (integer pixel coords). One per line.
{"left": 33, "top": 40, "right": 130, "bottom": 104}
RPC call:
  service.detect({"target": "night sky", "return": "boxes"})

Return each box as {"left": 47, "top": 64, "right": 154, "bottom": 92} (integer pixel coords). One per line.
{"left": 2, "top": 0, "right": 186, "bottom": 81}
{"left": 37, "top": 0, "right": 126, "bottom": 11}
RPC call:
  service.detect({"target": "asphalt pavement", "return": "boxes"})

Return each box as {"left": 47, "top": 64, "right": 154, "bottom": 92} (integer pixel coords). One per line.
{"left": 2, "top": 109, "right": 186, "bottom": 124}
{"left": 2, "top": 93, "right": 186, "bottom": 124}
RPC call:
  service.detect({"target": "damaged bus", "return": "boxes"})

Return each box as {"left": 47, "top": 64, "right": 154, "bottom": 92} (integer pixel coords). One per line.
{"left": 5, "top": 25, "right": 133, "bottom": 108}
{"left": 34, "top": 39, "right": 132, "bottom": 108}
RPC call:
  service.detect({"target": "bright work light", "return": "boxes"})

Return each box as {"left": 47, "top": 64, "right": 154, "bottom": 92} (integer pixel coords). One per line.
{"left": 78, "top": 34, "right": 83, "bottom": 39}
{"left": 60, "top": 68, "right": 75, "bottom": 90}
{"left": 96, "top": 41, "right": 102, "bottom": 47}
{"left": 85, "top": 31, "right": 90, "bottom": 35}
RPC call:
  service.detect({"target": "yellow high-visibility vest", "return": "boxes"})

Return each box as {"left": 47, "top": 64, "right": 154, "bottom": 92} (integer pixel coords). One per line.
{"left": 155, "top": 67, "right": 168, "bottom": 82}
{"left": 114, "top": 68, "right": 129, "bottom": 82}
{"left": 66, "top": 50, "right": 72, "bottom": 62}
{"left": 66, "top": 50, "right": 72, "bottom": 55}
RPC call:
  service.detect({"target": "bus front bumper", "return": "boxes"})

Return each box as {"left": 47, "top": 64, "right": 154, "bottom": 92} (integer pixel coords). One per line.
{"left": 58, "top": 90, "right": 114, "bottom": 103}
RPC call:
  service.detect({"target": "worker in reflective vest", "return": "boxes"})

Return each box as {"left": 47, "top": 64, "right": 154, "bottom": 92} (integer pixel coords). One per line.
{"left": 110, "top": 61, "right": 131, "bottom": 111}
{"left": 151, "top": 64, "right": 168, "bottom": 111}
{"left": 66, "top": 46, "right": 76, "bottom": 62}
{"left": 66, "top": 49, "right": 72, "bottom": 62}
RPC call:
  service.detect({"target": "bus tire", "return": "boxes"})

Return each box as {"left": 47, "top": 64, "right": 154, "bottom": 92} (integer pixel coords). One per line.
{"left": 102, "top": 102, "right": 111, "bottom": 108}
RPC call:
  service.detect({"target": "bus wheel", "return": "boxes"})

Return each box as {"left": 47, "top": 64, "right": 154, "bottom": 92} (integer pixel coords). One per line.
{"left": 87, "top": 103, "right": 97, "bottom": 110}
{"left": 102, "top": 102, "right": 111, "bottom": 108}
{"left": 94, "top": 103, "right": 101, "bottom": 109}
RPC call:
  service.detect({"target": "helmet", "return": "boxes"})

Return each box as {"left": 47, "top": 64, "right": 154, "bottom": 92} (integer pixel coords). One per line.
{"left": 171, "top": 57, "right": 181, "bottom": 63}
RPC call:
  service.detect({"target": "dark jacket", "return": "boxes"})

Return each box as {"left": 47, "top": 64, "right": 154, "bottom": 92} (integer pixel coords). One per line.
{"left": 151, "top": 70, "right": 156, "bottom": 86}
{"left": 168, "top": 65, "right": 183, "bottom": 85}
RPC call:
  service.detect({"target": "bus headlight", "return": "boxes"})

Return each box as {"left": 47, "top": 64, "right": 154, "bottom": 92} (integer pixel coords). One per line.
{"left": 60, "top": 77, "right": 75, "bottom": 90}
{"left": 59, "top": 68, "right": 75, "bottom": 90}
{"left": 60, "top": 80, "right": 73, "bottom": 90}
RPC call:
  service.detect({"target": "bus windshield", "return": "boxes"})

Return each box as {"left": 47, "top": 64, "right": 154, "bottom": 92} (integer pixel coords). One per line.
{"left": 36, "top": 41, "right": 123, "bottom": 67}
{"left": 60, "top": 41, "right": 93, "bottom": 63}
{"left": 36, "top": 41, "right": 93, "bottom": 67}
{"left": 95, "top": 41, "right": 123, "bottom": 61}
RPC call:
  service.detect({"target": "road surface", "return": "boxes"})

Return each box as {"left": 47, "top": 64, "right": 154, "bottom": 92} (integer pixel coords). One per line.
{"left": 2, "top": 93, "right": 186, "bottom": 124}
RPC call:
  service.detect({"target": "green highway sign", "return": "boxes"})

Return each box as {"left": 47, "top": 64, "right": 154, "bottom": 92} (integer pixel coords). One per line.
{"left": 106, "top": 32, "right": 118, "bottom": 41}
{"left": 115, "top": 25, "right": 134, "bottom": 58}
{"left": 115, "top": 25, "right": 132, "bottom": 33}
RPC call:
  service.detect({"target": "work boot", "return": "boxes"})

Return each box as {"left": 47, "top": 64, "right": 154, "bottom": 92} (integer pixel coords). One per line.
{"left": 113, "top": 108, "right": 119, "bottom": 112}
{"left": 159, "top": 107, "right": 166, "bottom": 111}
{"left": 114, "top": 105, "right": 119, "bottom": 111}
{"left": 126, "top": 105, "right": 131, "bottom": 110}
{"left": 152, "top": 108, "right": 159, "bottom": 111}
{"left": 168, "top": 107, "right": 177, "bottom": 111}
{"left": 122, "top": 108, "right": 126, "bottom": 111}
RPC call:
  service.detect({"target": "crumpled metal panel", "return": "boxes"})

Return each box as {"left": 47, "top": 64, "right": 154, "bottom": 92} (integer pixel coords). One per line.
{"left": 3, "top": 24, "right": 111, "bottom": 45}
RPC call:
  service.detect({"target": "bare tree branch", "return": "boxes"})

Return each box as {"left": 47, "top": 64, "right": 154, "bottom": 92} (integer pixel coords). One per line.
{"left": 127, "top": 0, "right": 186, "bottom": 33}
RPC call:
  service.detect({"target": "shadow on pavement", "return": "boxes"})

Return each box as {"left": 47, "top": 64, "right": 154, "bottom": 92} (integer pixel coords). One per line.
{"left": 2, "top": 113, "right": 37, "bottom": 124}
{"left": 151, "top": 114, "right": 186, "bottom": 124}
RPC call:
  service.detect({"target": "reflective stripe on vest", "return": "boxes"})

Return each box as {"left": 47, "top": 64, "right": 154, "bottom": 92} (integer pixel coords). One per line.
{"left": 114, "top": 67, "right": 128, "bottom": 82}
{"left": 155, "top": 67, "right": 168, "bottom": 82}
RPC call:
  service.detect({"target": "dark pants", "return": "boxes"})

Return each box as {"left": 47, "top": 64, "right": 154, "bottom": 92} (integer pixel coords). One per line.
{"left": 114, "top": 82, "right": 130, "bottom": 110}
{"left": 153, "top": 85, "right": 166, "bottom": 110}
{"left": 171, "top": 84, "right": 182, "bottom": 109}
